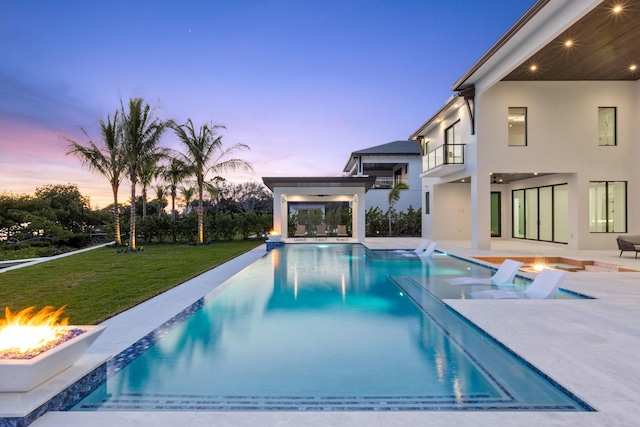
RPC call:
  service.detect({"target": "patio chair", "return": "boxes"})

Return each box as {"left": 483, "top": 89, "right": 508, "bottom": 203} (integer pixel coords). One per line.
{"left": 294, "top": 225, "right": 306, "bottom": 240}
{"left": 467, "top": 268, "right": 566, "bottom": 299}
{"left": 446, "top": 259, "right": 523, "bottom": 286}
{"left": 400, "top": 241, "right": 437, "bottom": 258}
{"left": 316, "top": 225, "right": 327, "bottom": 240}
{"left": 394, "top": 239, "right": 429, "bottom": 255}
{"left": 337, "top": 225, "right": 348, "bottom": 240}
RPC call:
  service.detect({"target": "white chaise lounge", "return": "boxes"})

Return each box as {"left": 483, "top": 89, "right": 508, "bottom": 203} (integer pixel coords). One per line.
{"left": 467, "top": 269, "right": 566, "bottom": 299}
{"left": 400, "top": 241, "right": 437, "bottom": 258}
{"left": 394, "top": 239, "right": 429, "bottom": 255}
{"left": 446, "top": 259, "right": 523, "bottom": 286}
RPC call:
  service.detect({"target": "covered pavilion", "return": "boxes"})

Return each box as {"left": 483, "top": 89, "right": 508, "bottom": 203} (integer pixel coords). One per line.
{"left": 262, "top": 176, "right": 376, "bottom": 242}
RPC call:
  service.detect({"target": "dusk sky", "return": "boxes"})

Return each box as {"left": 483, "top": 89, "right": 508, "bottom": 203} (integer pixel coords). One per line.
{"left": 0, "top": 0, "right": 535, "bottom": 208}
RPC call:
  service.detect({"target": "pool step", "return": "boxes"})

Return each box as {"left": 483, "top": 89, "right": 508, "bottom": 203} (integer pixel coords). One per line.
{"left": 75, "top": 393, "right": 575, "bottom": 411}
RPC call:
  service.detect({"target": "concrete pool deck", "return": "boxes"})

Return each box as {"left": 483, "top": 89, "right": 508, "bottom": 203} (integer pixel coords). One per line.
{"left": 26, "top": 238, "right": 640, "bottom": 427}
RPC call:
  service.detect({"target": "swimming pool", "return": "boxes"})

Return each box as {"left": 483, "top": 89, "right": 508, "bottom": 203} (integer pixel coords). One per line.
{"left": 73, "top": 244, "right": 592, "bottom": 411}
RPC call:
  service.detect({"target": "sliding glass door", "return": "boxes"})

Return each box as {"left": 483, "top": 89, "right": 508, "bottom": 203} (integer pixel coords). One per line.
{"left": 512, "top": 184, "right": 568, "bottom": 243}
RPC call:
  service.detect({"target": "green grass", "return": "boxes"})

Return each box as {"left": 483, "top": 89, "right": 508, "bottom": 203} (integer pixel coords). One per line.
{"left": 0, "top": 240, "right": 263, "bottom": 325}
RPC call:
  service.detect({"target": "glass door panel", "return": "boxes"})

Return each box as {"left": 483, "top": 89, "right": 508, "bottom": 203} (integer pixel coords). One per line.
{"left": 525, "top": 188, "right": 538, "bottom": 240}
{"left": 553, "top": 185, "right": 568, "bottom": 243}
{"left": 491, "top": 192, "right": 501, "bottom": 237}
{"left": 539, "top": 187, "right": 553, "bottom": 241}
{"left": 513, "top": 190, "right": 525, "bottom": 239}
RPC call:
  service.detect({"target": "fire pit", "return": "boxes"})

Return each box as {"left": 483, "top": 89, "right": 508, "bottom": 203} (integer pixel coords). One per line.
{"left": 0, "top": 307, "right": 105, "bottom": 392}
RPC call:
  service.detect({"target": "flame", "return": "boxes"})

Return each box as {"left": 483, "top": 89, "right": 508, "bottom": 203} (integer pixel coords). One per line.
{"left": 269, "top": 230, "right": 280, "bottom": 236}
{"left": 0, "top": 306, "right": 69, "bottom": 354}
{"left": 532, "top": 258, "right": 548, "bottom": 272}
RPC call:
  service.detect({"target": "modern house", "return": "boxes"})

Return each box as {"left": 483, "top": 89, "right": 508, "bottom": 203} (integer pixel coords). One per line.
{"left": 342, "top": 140, "right": 422, "bottom": 213}
{"left": 410, "top": 0, "right": 639, "bottom": 250}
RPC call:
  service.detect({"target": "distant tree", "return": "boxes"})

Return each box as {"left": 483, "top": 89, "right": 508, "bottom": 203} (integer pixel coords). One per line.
{"left": 34, "top": 184, "right": 93, "bottom": 233}
{"left": 66, "top": 110, "right": 125, "bottom": 244}
{"left": 152, "top": 184, "right": 168, "bottom": 217}
{"left": 179, "top": 185, "right": 196, "bottom": 214}
{"left": 172, "top": 119, "right": 253, "bottom": 244}
{"left": 388, "top": 182, "right": 409, "bottom": 236}
{"left": 121, "top": 98, "right": 171, "bottom": 251}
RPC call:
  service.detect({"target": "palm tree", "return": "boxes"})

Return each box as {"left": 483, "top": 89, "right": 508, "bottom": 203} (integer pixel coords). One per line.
{"left": 388, "top": 181, "right": 409, "bottom": 236}
{"left": 162, "top": 157, "right": 190, "bottom": 220}
{"left": 179, "top": 185, "right": 196, "bottom": 214}
{"left": 172, "top": 119, "right": 253, "bottom": 244}
{"left": 120, "top": 98, "right": 171, "bottom": 251}
{"left": 153, "top": 184, "right": 168, "bottom": 217}
{"left": 162, "top": 157, "right": 190, "bottom": 242}
{"left": 138, "top": 157, "right": 162, "bottom": 220}
{"left": 66, "top": 110, "right": 125, "bottom": 245}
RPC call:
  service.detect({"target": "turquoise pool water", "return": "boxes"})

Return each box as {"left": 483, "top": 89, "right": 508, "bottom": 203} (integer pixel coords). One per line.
{"left": 74, "top": 244, "right": 591, "bottom": 411}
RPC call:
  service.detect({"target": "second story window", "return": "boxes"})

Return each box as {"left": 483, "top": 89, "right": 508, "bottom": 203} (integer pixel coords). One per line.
{"left": 598, "top": 107, "right": 616, "bottom": 146}
{"left": 508, "top": 107, "right": 527, "bottom": 146}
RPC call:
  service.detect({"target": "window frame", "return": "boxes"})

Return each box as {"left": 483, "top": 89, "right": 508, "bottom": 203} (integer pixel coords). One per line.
{"left": 508, "top": 107, "right": 527, "bottom": 146}
{"left": 589, "top": 181, "right": 627, "bottom": 233}
{"left": 598, "top": 107, "right": 617, "bottom": 146}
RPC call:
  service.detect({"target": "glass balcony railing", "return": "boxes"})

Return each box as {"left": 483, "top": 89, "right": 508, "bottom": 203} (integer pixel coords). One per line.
{"left": 373, "top": 177, "right": 408, "bottom": 189}
{"left": 422, "top": 144, "right": 465, "bottom": 172}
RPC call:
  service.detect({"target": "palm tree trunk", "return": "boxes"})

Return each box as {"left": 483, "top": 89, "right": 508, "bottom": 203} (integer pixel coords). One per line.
{"left": 113, "top": 188, "right": 122, "bottom": 245}
{"left": 129, "top": 174, "right": 137, "bottom": 251}
{"left": 197, "top": 184, "right": 204, "bottom": 245}
{"left": 171, "top": 190, "right": 177, "bottom": 243}
{"left": 142, "top": 188, "right": 147, "bottom": 220}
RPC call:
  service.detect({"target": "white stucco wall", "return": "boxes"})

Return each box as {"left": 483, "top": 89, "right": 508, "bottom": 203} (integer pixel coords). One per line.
{"left": 477, "top": 80, "right": 638, "bottom": 249}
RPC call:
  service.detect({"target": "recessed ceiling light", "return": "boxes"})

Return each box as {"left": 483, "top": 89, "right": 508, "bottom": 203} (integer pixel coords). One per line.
{"left": 613, "top": 5, "right": 623, "bottom": 13}
{"left": 530, "top": 65, "right": 538, "bottom": 71}
{"left": 564, "top": 40, "right": 574, "bottom": 47}
{"left": 630, "top": 64, "right": 638, "bottom": 71}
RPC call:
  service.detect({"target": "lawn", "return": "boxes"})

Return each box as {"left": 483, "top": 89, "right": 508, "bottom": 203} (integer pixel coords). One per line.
{"left": 0, "top": 240, "right": 263, "bottom": 325}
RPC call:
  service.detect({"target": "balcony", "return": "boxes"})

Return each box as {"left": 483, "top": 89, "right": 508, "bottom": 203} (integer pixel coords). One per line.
{"left": 421, "top": 144, "right": 466, "bottom": 178}
{"left": 373, "top": 177, "right": 408, "bottom": 189}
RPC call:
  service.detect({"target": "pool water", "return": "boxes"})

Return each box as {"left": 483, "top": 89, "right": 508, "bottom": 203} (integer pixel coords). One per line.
{"left": 74, "top": 244, "right": 592, "bottom": 411}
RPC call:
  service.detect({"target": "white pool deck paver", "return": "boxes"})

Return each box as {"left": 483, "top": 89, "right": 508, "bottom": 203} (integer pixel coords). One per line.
{"left": 24, "top": 238, "right": 640, "bottom": 427}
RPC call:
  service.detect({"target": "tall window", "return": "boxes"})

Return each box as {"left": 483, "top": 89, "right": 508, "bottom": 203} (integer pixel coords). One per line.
{"left": 589, "top": 181, "right": 626, "bottom": 232}
{"left": 508, "top": 107, "right": 527, "bottom": 146}
{"left": 598, "top": 107, "right": 616, "bottom": 146}
{"left": 425, "top": 191, "right": 430, "bottom": 215}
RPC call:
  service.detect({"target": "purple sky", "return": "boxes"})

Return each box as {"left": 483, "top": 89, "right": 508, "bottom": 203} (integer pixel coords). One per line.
{"left": 0, "top": 0, "right": 534, "bottom": 208}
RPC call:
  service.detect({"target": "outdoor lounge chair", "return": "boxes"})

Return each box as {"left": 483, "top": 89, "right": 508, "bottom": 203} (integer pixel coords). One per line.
{"left": 467, "top": 268, "right": 566, "bottom": 299}
{"left": 400, "top": 241, "right": 437, "bottom": 258}
{"left": 446, "top": 259, "right": 523, "bottom": 286}
{"left": 394, "top": 239, "right": 429, "bottom": 255}
{"left": 294, "top": 225, "right": 306, "bottom": 240}
{"left": 316, "top": 225, "right": 327, "bottom": 240}
{"left": 337, "top": 225, "right": 348, "bottom": 239}
{"left": 616, "top": 235, "right": 640, "bottom": 258}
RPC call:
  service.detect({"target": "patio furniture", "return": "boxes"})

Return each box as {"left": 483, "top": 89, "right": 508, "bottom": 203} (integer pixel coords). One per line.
{"left": 294, "top": 225, "right": 306, "bottom": 240}
{"left": 316, "top": 225, "right": 327, "bottom": 240}
{"left": 337, "top": 225, "right": 349, "bottom": 240}
{"left": 400, "top": 241, "right": 437, "bottom": 258}
{"left": 467, "top": 268, "right": 566, "bottom": 299}
{"left": 616, "top": 235, "right": 640, "bottom": 258}
{"left": 394, "top": 239, "right": 429, "bottom": 255}
{"left": 446, "top": 259, "right": 524, "bottom": 286}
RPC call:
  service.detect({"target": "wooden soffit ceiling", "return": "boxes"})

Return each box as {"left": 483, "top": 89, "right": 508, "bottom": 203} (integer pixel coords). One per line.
{"left": 503, "top": 0, "right": 640, "bottom": 81}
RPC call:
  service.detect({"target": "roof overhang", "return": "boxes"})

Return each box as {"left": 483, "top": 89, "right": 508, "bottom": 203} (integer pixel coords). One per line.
{"left": 452, "top": 0, "right": 639, "bottom": 92}
{"left": 262, "top": 176, "right": 377, "bottom": 193}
